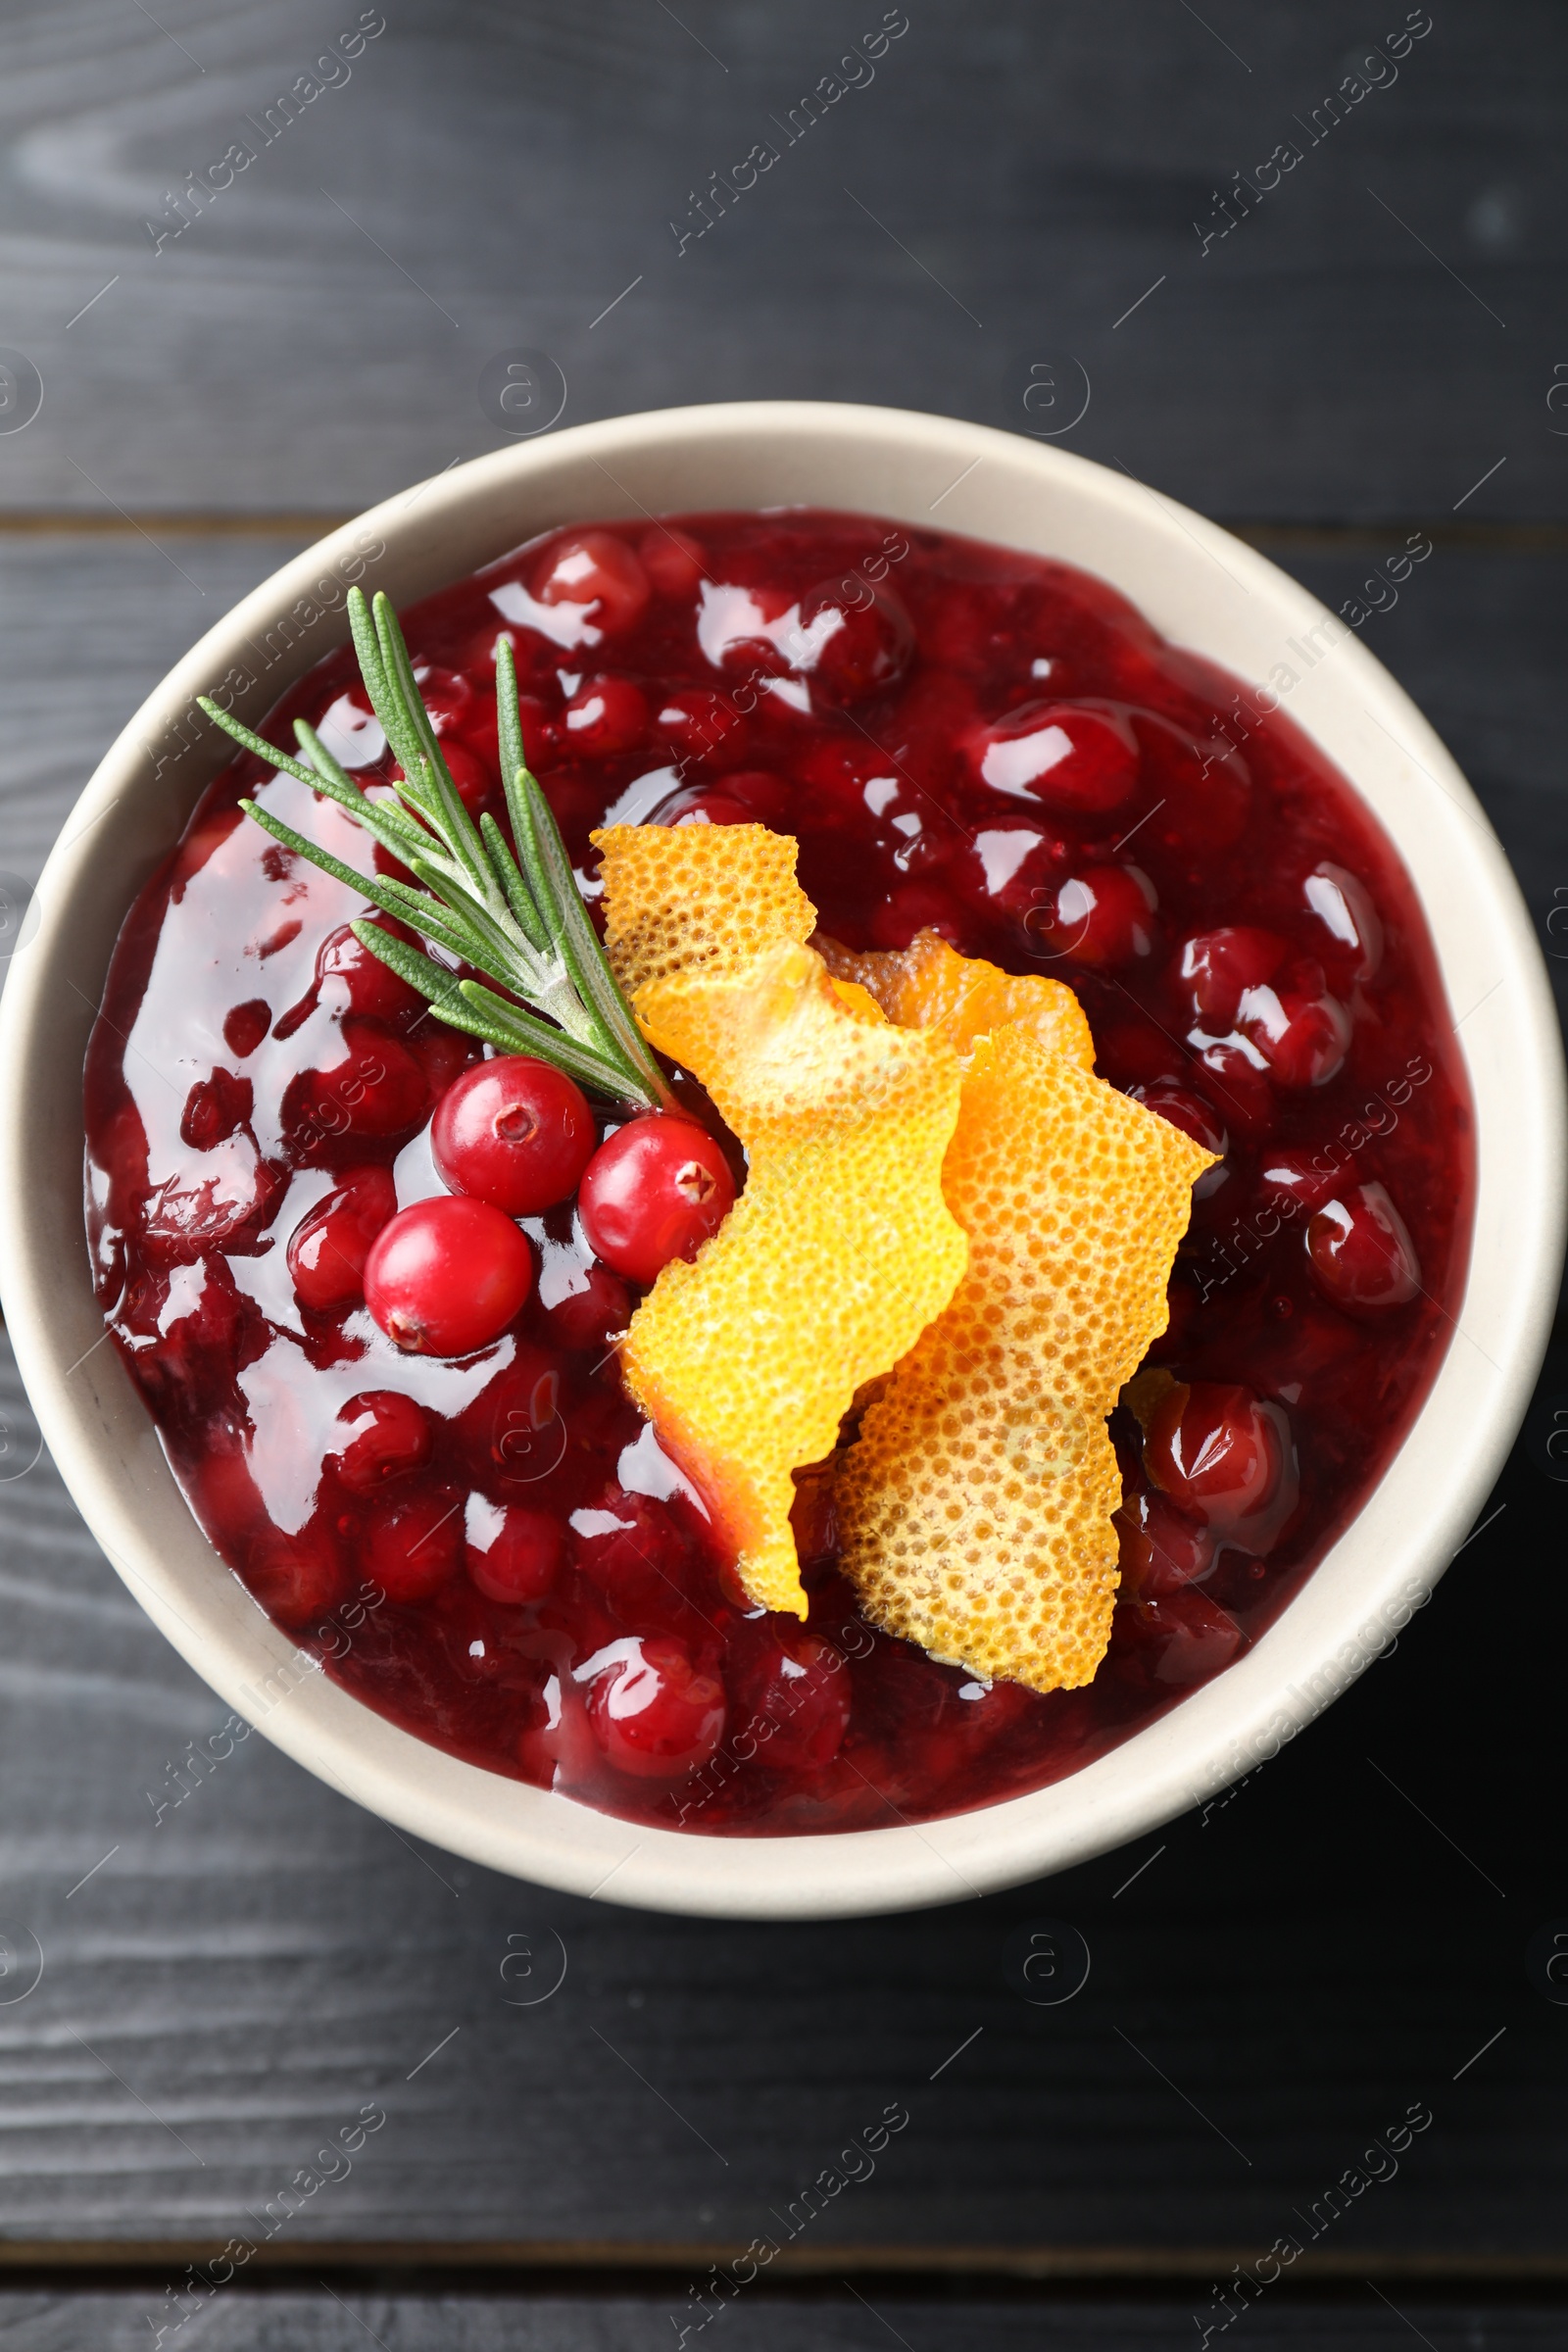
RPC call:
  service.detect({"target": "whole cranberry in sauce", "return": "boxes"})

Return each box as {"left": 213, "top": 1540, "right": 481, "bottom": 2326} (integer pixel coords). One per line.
{"left": 365, "top": 1197, "right": 534, "bottom": 1355}
{"left": 432, "top": 1056, "right": 596, "bottom": 1217}
{"left": 577, "top": 1114, "right": 737, "bottom": 1287}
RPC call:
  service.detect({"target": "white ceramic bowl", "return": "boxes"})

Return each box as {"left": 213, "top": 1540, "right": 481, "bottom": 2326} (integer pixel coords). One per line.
{"left": 1, "top": 402, "right": 1560, "bottom": 1919}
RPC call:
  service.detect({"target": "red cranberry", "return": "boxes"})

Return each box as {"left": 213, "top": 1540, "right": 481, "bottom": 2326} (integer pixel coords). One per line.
{"left": 466, "top": 1498, "right": 563, "bottom": 1603}
{"left": 365, "top": 1197, "right": 534, "bottom": 1354}
{"left": 1258, "top": 1148, "right": 1341, "bottom": 1216}
{"left": 1189, "top": 1039, "right": 1274, "bottom": 1139}
{"left": 179, "top": 1068, "right": 252, "bottom": 1152}
{"left": 586, "top": 1636, "right": 726, "bottom": 1778}
{"left": 571, "top": 1488, "right": 712, "bottom": 1631}
{"left": 247, "top": 1520, "right": 344, "bottom": 1625}
{"left": 1144, "top": 1382, "right": 1291, "bottom": 1542}
{"left": 223, "top": 999, "right": 270, "bottom": 1058}
{"left": 1115, "top": 1490, "right": 1217, "bottom": 1599}
{"left": 1137, "top": 1083, "right": 1227, "bottom": 1157}
{"left": 1306, "top": 1183, "right": 1421, "bottom": 1310}
{"left": 1237, "top": 981, "right": 1351, "bottom": 1090}
{"left": 868, "top": 880, "right": 968, "bottom": 952}
{"left": 968, "top": 702, "right": 1138, "bottom": 812}
{"left": 411, "top": 1025, "right": 479, "bottom": 1100}
{"left": 729, "top": 1627, "right": 850, "bottom": 1771}
{"left": 332, "top": 1389, "right": 433, "bottom": 1494}
{"left": 1129, "top": 714, "right": 1251, "bottom": 855}
{"left": 639, "top": 525, "right": 707, "bottom": 597}
{"left": 791, "top": 579, "right": 914, "bottom": 705}
{"left": 1120, "top": 1588, "right": 1244, "bottom": 1685}
{"left": 284, "top": 1019, "right": 429, "bottom": 1153}
{"left": 287, "top": 1166, "right": 399, "bottom": 1311}
{"left": 532, "top": 531, "right": 650, "bottom": 635}
{"left": 413, "top": 665, "right": 473, "bottom": 734}
{"left": 365, "top": 1487, "right": 464, "bottom": 1601}
{"left": 431, "top": 1056, "right": 596, "bottom": 1217}
{"left": 662, "top": 792, "right": 756, "bottom": 828}
{"left": 655, "top": 769, "right": 794, "bottom": 831}
{"left": 655, "top": 688, "right": 747, "bottom": 769}
{"left": 1177, "top": 927, "right": 1286, "bottom": 1029}
{"left": 1304, "top": 861, "right": 1384, "bottom": 979}
{"left": 316, "top": 921, "right": 424, "bottom": 1027}
{"left": 1026, "top": 864, "right": 1156, "bottom": 967}
{"left": 541, "top": 1262, "right": 632, "bottom": 1356}
{"left": 455, "top": 1348, "right": 564, "bottom": 1488}
{"left": 562, "top": 677, "right": 649, "bottom": 756}
{"left": 578, "top": 1115, "right": 736, "bottom": 1288}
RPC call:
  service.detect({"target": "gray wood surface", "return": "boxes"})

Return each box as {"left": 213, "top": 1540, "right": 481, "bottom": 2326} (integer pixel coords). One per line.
{"left": 0, "top": 0, "right": 1558, "bottom": 520}
{"left": 8, "top": 2289, "right": 1568, "bottom": 2350}
{"left": 1, "top": 2, "right": 1565, "bottom": 2340}
{"left": 9, "top": 2288, "right": 1568, "bottom": 2350}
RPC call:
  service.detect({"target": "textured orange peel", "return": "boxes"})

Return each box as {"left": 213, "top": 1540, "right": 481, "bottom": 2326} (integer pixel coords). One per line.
{"left": 835, "top": 1024, "right": 1216, "bottom": 1692}
{"left": 591, "top": 821, "right": 1211, "bottom": 1683}
{"left": 817, "top": 928, "right": 1096, "bottom": 1069}
{"left": 619, "top": 941, "right": 967, "bottom": 1618}
{"left": 591, "top": 821, "right": 816, "bottom": 1000}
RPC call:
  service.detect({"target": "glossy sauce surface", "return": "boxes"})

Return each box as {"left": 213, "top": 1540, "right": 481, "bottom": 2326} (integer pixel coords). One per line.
{"left": 82, "top": 510, "right": 1474, "bottom": 1834}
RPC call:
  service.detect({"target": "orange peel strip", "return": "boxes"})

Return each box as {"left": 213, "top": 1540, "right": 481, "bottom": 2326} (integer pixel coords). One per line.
{"left": 592, "top": 822, "right": 816, "bottom": 1000}
{"left": 835, "top": 1024, "right": 1216, "bottom": 1691}
{"left": 817, "top": 928, "right": 1095, "bottom": 1068}
{"left": 621, "top": 943, "right": 967, "bottom": 1618}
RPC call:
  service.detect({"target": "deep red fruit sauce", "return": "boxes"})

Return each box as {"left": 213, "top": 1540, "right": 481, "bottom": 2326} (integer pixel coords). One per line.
{"left": 83, "top": 510, "right": 1474, "bottom": 1835}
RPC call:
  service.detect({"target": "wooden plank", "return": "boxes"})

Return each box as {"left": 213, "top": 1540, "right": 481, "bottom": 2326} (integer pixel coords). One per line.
{"left": 4, "top": 2286, "right": 1568, "bottom": 2351}
{"left": 0, "top": 0, "right": 1557, "bottom": 520}
{"left": 0, "top": 528, "right": 1563, "bottom": 2255}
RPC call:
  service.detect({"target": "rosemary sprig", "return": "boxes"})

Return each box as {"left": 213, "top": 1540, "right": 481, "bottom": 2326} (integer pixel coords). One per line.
{"left": 198, "top": 587, "right": 674, "bottom": 1111}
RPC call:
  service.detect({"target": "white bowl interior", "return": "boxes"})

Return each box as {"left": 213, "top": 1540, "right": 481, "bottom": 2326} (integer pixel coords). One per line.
{"left": 0, "top": 402, "right": 1560, "bottom": 1918}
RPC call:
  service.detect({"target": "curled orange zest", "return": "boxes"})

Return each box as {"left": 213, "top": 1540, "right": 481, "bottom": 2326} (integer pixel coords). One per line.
{"left": 835, "top": 1023, "right": 1216, "bottom": 1690}
{"left": 592, "top": 821, "right": 816, "bottom": 1000}
{"left": 621, "top": 943, "right": 967, "bottom": 1617}
{"left": 817, "top": 928, "right": 1095, "bottom": 1068}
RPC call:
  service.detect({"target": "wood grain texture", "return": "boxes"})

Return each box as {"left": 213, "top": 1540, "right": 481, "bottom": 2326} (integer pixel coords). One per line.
{"left": 0, "top": 533, "right": 1565, "bottom": 2264}
{"left": 4, "top": 2288, "right": 1568, "bottom": 2350}
{"left": 0, "top": 0, "right": 1559, "bottom": 519}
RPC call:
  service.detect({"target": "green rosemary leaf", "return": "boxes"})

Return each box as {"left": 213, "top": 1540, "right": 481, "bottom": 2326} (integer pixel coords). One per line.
{"left": 359, "top": 874, "right": 506, "bottom": 975}
{"left": 495, "top": 636, "right": 526, "bottom": 823}
{"left": 236, "top": 798, "right": 443, "bottom": 936}
{"left": 403, "top": 853, "right": 570, "bottom": 1007}
{"left": 289, "top": 714, "right": 358, "bottom": 802}
{"left": 372, "top": 592, "right": 447, "bottom": 789}
{"left": 346, "top": 920, "right": 466, "bottom": 1009}
{"left": 197, "top": 700, "right": 324, "bottom": 796}
{"left": 494, "top": 636, "right": 546, "bottom": 939}
{"left": 283, "top": 720, "right": 434, "bottom": 860}
{"left": 346, "top": 589, "right": 416, "bottom": 781}
{"left": 454, "top": 978, "right": 650, "bottom": 1099}
{"left": 513, "top": 768, "right": 675, "bottom": 1106}
{"left": 236, "top": 797, "right": 500, "bottom": 987}
{"left": 343, "top": 592, "right": 484, "bottom": 906}
{"left": 350, "top": 925, "right": 650, "bottom": 1098}
{"left": 214, "top": 587, "right": 684, "bottom": 1119}
{"left": 479, "top": 810, "right": 551, "bottom": 955}
{"left": 369, "top": 594, "right": 495, "bottom": 902}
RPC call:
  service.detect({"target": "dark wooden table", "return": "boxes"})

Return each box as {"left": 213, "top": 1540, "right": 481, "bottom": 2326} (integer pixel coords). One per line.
{"left": 1, "top": 4, "right": 1565, "bottom": 2343}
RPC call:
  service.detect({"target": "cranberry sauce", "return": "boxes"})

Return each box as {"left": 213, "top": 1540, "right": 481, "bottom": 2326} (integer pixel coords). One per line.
{"left": 82, "top": 510, "right": 1474, "bottom": 1836}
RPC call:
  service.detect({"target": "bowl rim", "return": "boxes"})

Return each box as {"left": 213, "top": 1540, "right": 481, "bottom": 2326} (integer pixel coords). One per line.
{"left": 1, "top": 398, "right": 1561, "bottom": 1920}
